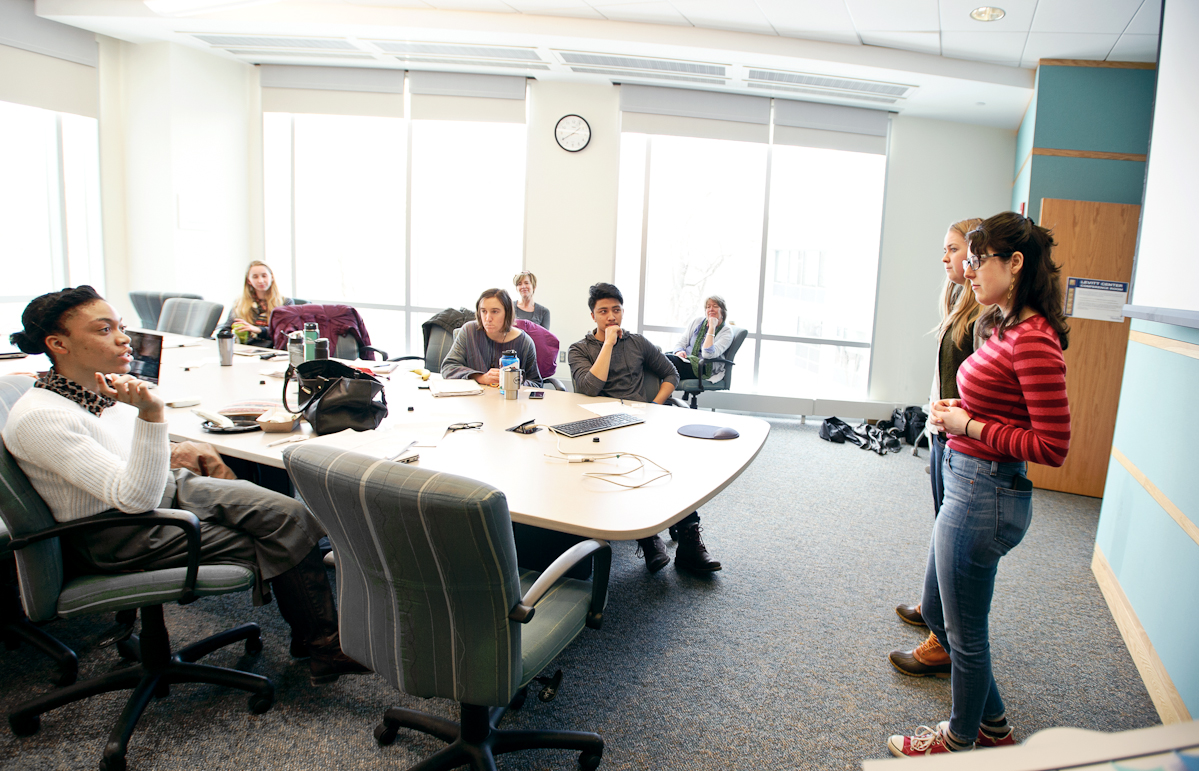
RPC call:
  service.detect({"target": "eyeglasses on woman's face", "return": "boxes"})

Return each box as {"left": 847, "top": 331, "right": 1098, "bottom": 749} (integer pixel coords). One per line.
{"left": 964, "top": 251, "right": 1012, "bottom": 271}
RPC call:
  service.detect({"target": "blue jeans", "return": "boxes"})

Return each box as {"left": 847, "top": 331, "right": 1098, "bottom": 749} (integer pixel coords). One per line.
{"left": 921, "top": 447, "right": 1032, "bottom": 744}
{"left": 930, "top": 433, "right": 947, "bottom": 516}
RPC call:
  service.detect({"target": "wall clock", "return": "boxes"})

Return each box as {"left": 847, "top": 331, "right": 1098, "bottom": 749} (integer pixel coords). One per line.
{"left": 555, "top": 114, "right": 591, "bottom": 152}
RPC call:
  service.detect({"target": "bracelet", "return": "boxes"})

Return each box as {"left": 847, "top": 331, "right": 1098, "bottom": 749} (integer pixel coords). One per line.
{"left": 965, "top": 419, "right": 974, "bottom": 437}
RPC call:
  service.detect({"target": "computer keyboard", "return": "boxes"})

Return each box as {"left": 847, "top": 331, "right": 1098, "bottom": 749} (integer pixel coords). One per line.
{"left": 549, "top": 413, "right": 645, "bottom": 438}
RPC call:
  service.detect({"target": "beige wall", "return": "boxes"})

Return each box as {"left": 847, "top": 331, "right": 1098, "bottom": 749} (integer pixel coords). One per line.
{"left": 868, "top": 115, "right": 1017, "bottom": 405}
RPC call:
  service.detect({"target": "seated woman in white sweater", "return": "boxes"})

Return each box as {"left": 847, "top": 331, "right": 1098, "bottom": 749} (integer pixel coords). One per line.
{"left": 2, "top": 286, "right": 368, "bottom": 686}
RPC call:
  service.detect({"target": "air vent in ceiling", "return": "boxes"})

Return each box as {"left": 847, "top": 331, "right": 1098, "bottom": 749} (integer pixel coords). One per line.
{"left": 391, "top": 57, "right": 549, "bottom": 70}
{"left": 746, "top": 82, "right": 898, "bottom": 105}
{"left": 229, "top": 50, "right": 377, "bottom": 60}
{"left": 194, "top": 35, "right": 357, "bottom": 50}
{"left": 559, "top": 51, "right": 725, "bottom": 77}
{"left": 570, "top": 67, "right": 724, "bottom": 86}
{"left": 371, "top": 42, "right": 542, "bottom": 61}
{"left": 747, "top": 69, "right": 912, "bottom": 99}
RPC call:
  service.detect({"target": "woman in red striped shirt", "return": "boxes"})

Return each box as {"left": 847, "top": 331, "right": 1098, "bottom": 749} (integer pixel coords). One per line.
{"left": 889, "top": 211, "right": 1071, "bottom": 757}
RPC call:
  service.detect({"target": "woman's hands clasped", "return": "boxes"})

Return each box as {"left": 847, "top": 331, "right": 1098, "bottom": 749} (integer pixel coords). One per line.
{"left": 930, "top": 398, "right": 972, "bottom": 437}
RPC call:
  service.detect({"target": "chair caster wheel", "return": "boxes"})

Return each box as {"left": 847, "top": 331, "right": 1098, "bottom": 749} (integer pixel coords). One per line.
{"left": 99, "top": 753, "right": 127, "bottom": 771}
{"left": 579, "top": 751, "right": 602, "bottom": 770}
{"left": 10, "top": 714, "right": 39, "bottom": 736}
{"left": 248, "top": 692, "right": 273, "bottom": 714}
{"left": 52, "top": 659, "right": 79, "bottom": 687}
{"left": 374, "top": 722, "right": 398, "bottom": 746}
{"left": 245, "top": 635, "right": 263, "bottom": 655}
{"left": 116, "top": 637, "right": 139, "bottom": 662}
{"left": 508, "top": 686, "right": 528, "bottom": 711}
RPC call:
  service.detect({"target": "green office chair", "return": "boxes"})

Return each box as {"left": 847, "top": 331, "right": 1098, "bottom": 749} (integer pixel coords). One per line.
{"left": 675, "top": 325, "right": 748, "bottom": 409}
{"left": 284, "top": 444, "right": 611, "bottom": 771}
{"left": 0, "top": 375, "right": 274, "bottom": 771}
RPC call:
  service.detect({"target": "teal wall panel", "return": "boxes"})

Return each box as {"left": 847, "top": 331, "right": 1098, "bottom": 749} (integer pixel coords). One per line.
{"left": 1098, "top": 459, "right": 1199, "bottom": 717}
{"left": 1109, "top": 334, "right": 1199, "bottom": 520}
{"left": 1132, "top": 318, "right": 1199, "bottom": 345}
{"left": 1027, "top": 156, "right": 1146, "bottom": 221}
{"left": 1034, "top": 66, "right": 1155, "bottom": 154}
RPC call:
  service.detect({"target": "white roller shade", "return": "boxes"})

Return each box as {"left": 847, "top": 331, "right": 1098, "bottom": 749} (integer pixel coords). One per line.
{"left": 620, "top": 84, "right": 770, "bottom": 143}
{"left": 0, "top": 43, "right": 97, "bottom": 117}
{"left": 773, "top": 98, "right": 889, "bottom": 153}
{"left": 407, "top": 71, "right": 526, "bottom": 123}
{"left": 260, "top": 65, "right": 404, "bottom": 117}
{"left": 407, "top": 71, "right": 526, "bottom": 99}
{"left": 0, "top": 0, "right": 97, "bottom": 67}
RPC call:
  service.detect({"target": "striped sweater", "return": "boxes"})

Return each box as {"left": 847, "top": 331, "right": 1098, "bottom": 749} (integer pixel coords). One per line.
{"left": 2, "top": 388, "right": 171, "bottom": 522}
{"left": 949, "top": 314, "right": 1071, "bottom": 467}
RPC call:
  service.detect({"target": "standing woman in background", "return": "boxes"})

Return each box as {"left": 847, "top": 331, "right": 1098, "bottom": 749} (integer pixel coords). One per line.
{"left": 889, "top": 218, "right": 983, "bottom": 679}
{"left": 889, "top": 212, "right": 1071, "bottom": 756}
{"left": 227, "top": 261, "right": 293, "bottom": 347}
{"left": 512, "top": 271, "right": 551, "bottom": 329}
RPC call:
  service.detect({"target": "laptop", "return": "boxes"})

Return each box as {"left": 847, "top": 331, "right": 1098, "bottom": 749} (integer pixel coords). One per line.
{"left": 126, "top": 330, "right": 164, "bottom": 386}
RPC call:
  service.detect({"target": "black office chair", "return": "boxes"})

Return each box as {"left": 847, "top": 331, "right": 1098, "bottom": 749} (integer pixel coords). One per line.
{"left": 391, "top": 309, "right": 472, "bottom": 371}
{"left": 675, "top": 325, "right": 748, "bottom": 409}
{"left": 156, "top": 298, "right": 225, "bottom": 338}
{"left": 128, "top": 292, "right": 202, "bottom": 330}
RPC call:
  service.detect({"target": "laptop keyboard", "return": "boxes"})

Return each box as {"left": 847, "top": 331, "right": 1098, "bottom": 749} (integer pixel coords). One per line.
{"left": 549, "top": 413, "right": 645, "bottom": 438}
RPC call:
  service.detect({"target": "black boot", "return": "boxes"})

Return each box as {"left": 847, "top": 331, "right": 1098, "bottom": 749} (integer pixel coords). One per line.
{"left": 635, "top": 536, "right": 669, "bottom": 573}
{"left": 270, "top": 546, "right": 372, "bottom": 685}
{"left": 675, "top": 524, "right": 721, "bottom": 572}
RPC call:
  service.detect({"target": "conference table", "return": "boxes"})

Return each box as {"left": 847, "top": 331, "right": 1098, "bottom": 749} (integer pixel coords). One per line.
{"left": 3, "top": 337, "right": 770, "bottom": 541}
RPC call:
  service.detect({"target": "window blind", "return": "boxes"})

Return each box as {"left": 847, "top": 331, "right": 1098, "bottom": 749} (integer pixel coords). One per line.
{"left": 260, "top": 65, "right": 404, "bottom": 118}
{"left": 407, "top": 71, "right": 526, "bottom": 124}
{"left": 773, "top": 99, "right": 889, "bottom": 154}
{"left": 620, "top": 84, "right": 770, "bottom": 143}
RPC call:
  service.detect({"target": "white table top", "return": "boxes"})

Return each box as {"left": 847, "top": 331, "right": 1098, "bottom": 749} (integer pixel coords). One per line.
{"left": 2, "top": 342, "right": 770, "bottom": 541}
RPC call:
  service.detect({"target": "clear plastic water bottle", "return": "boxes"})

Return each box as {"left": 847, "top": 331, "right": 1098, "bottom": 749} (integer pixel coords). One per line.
{"left": 499, "top": 349, "right": 518, "bottom": 395}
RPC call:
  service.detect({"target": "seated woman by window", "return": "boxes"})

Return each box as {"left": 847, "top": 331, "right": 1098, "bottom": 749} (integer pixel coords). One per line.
{"left": 441, "top": 288, "right": 542, "bottom": 388}
{"left": 670, "top": 295, "right": 734, "bottom": 384}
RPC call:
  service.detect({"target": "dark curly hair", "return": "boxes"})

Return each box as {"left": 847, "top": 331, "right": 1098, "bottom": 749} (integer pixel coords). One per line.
{"left": 587, "top": 283, "right": 623, "bottom": 311}
{"left": 9, "top": 286, "right": 105, "bottom": 360}
{"left": 967, "top": 213, "right": 1070, "bottom": 351}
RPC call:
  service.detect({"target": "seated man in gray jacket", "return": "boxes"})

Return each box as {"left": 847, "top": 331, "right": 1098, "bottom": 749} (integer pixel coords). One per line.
{"left": 567, "top": 282, "right": 722, "bottom": 574}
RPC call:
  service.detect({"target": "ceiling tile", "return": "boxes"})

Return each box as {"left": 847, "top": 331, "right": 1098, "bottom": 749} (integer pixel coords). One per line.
{"left": 423, "top": 0, "right": 519, "bottom": 10}
{"left": 752, "top": 0, "right": 858, "bottom": 33}
{"left": 938, "top": 0, "right": 1038, "bottom": 33}
{"left": 844, "top": 0, "right": 939, "bottom": 32}
{"left": 504, "top": 0, "right": 602, "bottom": 13}
{"left": 774, "top": 27, "right": 861, "bottom": 45}
{"left": 940, "top": 31, "right": 1028, "bottom": 61}
{"left": 668, "top": 0, "right": 777, "bottom": 36}
{"left": 858, "top": 30, "right": 940, "bottom": 55}
{"left": 1029, "top": 0, "right": 1142, "bottom": 34}
{"left": 1020, "top": 32, "right": 1119, "bottom": 66}
{"left": 1107, "top": 33, "right": 1158, "bottom": 62}
{"left": 587, "top": 0, "right": 691, "bottom": 25}
{"left": 1123, "top": 0, "right": 1161, "bottom": 35}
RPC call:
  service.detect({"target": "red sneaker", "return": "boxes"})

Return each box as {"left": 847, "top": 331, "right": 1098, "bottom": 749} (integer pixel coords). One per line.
{"left": 937, "top": 721, "right": 1016, "bottom": 747}
{"left": 888, "top": 724, "right": 972, "bottom": 757}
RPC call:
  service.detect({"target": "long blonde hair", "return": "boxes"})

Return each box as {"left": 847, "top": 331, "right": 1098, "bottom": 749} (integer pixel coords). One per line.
{"left": 938, "top": 218, "right": 984, "bottom": 348}
{"left": 233, "top": 261, "right": 284, "bottom": 322}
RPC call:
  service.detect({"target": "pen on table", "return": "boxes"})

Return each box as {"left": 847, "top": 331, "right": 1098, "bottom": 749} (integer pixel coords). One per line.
{"left": 267, "top": 434, "right": 313, "bottom": 447}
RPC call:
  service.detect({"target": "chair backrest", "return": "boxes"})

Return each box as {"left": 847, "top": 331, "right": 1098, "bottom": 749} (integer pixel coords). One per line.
{"left": 0, "top": 376, "right": 65, "bottom": 623}
{"left": 284, "top": 444, "right": 524, "bottom": 707}
{"left": 129, "top": 291, "right": 202, "bottom": 329}
{"left": 512, "top": 319, "right": 559, "bottom": 379}
{"left": 268, "top": 304, "right": 377, "bottom": 361}
{"left": 425, "top": 325, "right": 455, "bottom": 371}
{"left": 156, "top": 298, "right": 224, "bottom": 338}
{"left": 716, "top": 326, "right": 749, "bottom": 390}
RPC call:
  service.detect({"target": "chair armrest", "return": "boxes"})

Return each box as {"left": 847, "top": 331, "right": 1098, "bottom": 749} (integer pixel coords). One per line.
{"left": 691, "top": 358, "right": 735, "bottom": 393}
{"left": 508, "top": 539, "right": 611, "bottom": 630}
{"left": 7, "top": 509, "right": 204, "bottom": 606}
{"left": 544, "top": 377, "right": 567, "bottom": 392}
{"left": 361, "top": 345, "right": 390, "bottom": 361}
{"left": 387, "top": 355, "right": 423, "bottom": 363}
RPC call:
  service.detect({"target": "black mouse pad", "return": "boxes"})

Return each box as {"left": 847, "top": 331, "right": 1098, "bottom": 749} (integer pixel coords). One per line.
{"left": 678, "top": 424, "right": 739, "bottom": 440}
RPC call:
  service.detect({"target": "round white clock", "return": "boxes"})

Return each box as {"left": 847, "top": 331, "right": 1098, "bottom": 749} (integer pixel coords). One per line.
{"left": 554, "top": 114, "right": 591, "bottom": 152}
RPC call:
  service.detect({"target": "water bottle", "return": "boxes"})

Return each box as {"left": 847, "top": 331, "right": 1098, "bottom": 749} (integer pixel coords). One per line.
{"left": 287, "top": 331, "right": 305, "bottom": 367}
{"left": 216, "top": 326, "right": 235, "bottom": 366}
{"left": 499, "top": 350, "right": 519, "bottom": 397}
{"left": 303, "top": 322, "right": 319, "bottom": 361}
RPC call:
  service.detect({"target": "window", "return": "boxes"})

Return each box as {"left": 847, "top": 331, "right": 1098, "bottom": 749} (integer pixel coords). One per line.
{"left": 263, "top": 113, "right": 525, "bottom": 358}
{"left": 0, "top": 101, "right": 103, "bottom": 347}
{"left": 616, "top": 132, "right": 885, "bottom": 399}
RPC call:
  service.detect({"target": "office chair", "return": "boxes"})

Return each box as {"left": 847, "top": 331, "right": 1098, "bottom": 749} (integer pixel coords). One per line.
{"left": 675, "top": 325, "right": 748, "bottom": 409}
{"left": 128, "top": 291, "right": 202, "bottom": 330}
{"left": 0, "top": 376, "right": 274, "bottom": 771}
{"left": 155, "top": 298, "right": 225, "bottom": 338}
{"left": 0, "top": 519, "right": 78, "bottom": 687}
{"left": 268, "top": 304, "right": 391, "bottom": 360}
{"left": 641, "top": 364, "right": 687, "bottom": 408}
{"left": 513, "top": 319, "right": 566, "bottom": 391}
{"left": 389, "top": 309, "right": 472, "bottom": 371}
{"left": 284, "top": 444, "right": 610, "bottom": 771}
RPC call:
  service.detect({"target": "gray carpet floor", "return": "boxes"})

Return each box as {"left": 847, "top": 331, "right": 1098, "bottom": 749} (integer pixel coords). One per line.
{"left": 0, "top": 419, "right": 1159, "bottom": 770}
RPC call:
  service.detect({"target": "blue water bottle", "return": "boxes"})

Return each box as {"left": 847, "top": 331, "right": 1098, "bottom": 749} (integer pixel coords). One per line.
{"left": 499, "top": 349, "right": 518, "bottom": 395}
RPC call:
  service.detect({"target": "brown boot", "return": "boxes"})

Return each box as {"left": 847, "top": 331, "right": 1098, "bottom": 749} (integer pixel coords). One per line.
{"left": 675, "top": 524, "right": 721, "bottom": 572}
{"left": 636, "top": 536, "right": 669, "bottom": 572}
{"left": 888, "top": 632, "right": 951, "bottom": 678}
{"left": 270, "top": 546, "right": 372, "bottom": 685}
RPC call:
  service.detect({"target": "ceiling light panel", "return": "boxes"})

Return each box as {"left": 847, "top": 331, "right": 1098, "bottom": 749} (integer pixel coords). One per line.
{"left": 969, "top": 7, "right": 1006, "bottom": 22}
{"left": 369, "top": 41, "right": 543, "bottom": 60}
{"left": 746, "top": 69, "right": 912, "bottom": 98}
{"left": 194, "top": 35, "right": 358, "bottom": 49}
{"left": 940, "top": 0, "right": 1033, "bottom": 32}
{"left": 558, "top": 51, "right": 725, "bottom": 76}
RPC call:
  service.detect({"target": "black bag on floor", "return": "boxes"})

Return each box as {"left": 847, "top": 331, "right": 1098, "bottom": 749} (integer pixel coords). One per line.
{"left": 902, "top": 406, "right": 928, "bottom": 446}
{"left": 819, "top": 417, "right": 862, "bottom": 446}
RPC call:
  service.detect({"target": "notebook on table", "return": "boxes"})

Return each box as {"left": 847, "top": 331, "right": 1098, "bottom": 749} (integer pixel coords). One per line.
{"left": 429, "top": 379, "right": 484, "bottom": 397}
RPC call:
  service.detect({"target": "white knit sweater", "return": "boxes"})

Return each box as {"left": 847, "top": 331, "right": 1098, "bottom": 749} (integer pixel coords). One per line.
{"left": 2, "top": 388, "right": 171, "bottom": 522}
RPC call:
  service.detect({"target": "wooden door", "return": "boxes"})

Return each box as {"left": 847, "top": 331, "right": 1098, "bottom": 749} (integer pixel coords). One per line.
{"left": 1026, "top": 199, "right": 1138, "bottom": 498}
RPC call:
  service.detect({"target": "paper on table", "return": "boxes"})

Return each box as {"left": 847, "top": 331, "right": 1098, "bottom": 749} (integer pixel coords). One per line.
{"left": 305, "top": 426, "right": 415, "bottom": 461}
{"left": 579, "top": 400, "right": 646, "bottom": 417}
{"left": 260, "top": 363, "right": 291, "bottom": 378}
{"left": 429, "top": 379, "right": 484, "bottom": 397}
